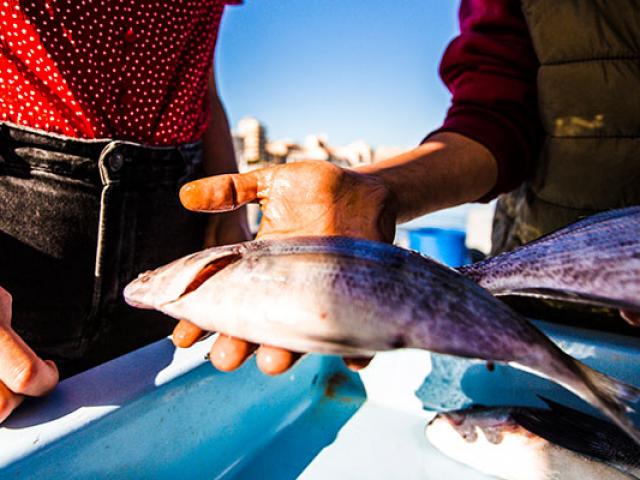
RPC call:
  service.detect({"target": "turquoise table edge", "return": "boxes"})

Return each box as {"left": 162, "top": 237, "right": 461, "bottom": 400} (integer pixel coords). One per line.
{"left": 0, "top": 337, "right": 365, "bottom": 479}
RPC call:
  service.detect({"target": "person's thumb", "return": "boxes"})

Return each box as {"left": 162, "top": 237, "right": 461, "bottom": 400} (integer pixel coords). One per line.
{"left": 0, "top": 291, "right": 59, "bottom": 397}
{"left": 180, "top": 170, "right": 264, "bottom": 213}
{"left": 0, "top": 327, "right": 59, "bottom": 397}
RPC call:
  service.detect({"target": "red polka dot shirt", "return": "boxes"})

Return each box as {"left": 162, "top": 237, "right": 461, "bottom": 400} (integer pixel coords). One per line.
{"left": 0, "top": 0, "right": 239, "bottom": 146}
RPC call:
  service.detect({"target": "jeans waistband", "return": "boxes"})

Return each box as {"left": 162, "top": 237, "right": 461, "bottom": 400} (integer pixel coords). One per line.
{"left": 0, "top": 122, "right": 203, "bottom": 186}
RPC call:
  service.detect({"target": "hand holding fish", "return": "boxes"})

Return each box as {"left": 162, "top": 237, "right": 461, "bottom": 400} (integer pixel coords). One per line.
{"left": 174, "top": 160, "right": 397, "bottom": 374}
{"left": 0, "top": 286, "right": 58, "bottom": 423}
{"left": 169, "top": 133, "right": 499, "bottom": 374}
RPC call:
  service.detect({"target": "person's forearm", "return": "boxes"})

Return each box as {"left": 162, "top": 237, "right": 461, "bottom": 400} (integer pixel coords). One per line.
{"left": 202, "top": 74, "right": 238, "bottom": 176}
{"left": 355, "top": 132, "right": 497, "bottom": 224}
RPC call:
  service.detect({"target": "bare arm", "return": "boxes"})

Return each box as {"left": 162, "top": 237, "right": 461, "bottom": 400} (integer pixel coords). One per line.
{"left": 202, "top": 73, "right": 239, "bottom": 177}
{"left": 356, "top": 131, "right": 497, "bottom": 223}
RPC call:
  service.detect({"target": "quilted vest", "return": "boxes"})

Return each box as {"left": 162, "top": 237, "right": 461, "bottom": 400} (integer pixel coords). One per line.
{"left": 491, "top": 0, "right": 640, "bottom": 254}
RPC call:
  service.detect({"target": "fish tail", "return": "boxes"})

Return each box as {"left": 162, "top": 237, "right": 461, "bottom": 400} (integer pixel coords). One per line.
{"left": 572, "top": 360, "right": 640, "bottom": 446}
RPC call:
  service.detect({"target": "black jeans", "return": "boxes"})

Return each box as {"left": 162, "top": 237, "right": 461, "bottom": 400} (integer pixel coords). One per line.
{"left": 0, "top": 123, "right": 207, "bottom": 377}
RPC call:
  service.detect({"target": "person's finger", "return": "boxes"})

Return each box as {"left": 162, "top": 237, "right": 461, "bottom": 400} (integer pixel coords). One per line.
{"left": 0, "top": 286, "right": 11, "bottom": 323}
{"left": 180, "top": 169, "right": 267, "bottom": 213}
{"left": 621, "top": 310, "right": 640, "bottom": 327}
{"left": 172, "top": 320, "right": 207, "bottom": 348}
{"left": 0, "top": 380, "right": 23, "bottom": 424}
{"left": 343, "top": 356, "right": 373, "bottom": 371}
{"left": 0, "top": 327, "right": 59, "bottom": 397}
{"left": 209, "top": 335, "right": 257, "bottom": 372}
{"left": 256, "top": 345, "right": 301, "bottom": 376}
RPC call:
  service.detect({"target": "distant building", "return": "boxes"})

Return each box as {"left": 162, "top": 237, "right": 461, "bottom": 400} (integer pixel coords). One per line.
{"left": 334, "top": 140, "right": 374, "bottom": 167}
{"left": 236, "top": 116, "right": 267, "bottom": 166}
{"left": 232, "top": 117, "right": 408, "bottom": 174}
{"left": 231, "top": 134, "right": 245, "bottom": 166}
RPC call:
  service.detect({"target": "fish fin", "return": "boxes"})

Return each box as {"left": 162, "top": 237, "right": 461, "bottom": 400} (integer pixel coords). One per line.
{"left": 493, "top": 288, "right": 640, "bottom": 314}
{"left": 513, "top": 397, "right": 640, "bottom": 468}
{"left": 573, "top": 361, "right": 640, "bottom": 446}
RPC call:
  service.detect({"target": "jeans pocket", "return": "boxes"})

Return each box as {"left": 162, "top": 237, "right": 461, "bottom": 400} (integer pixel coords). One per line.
{"left": 0, "top": 167, "right": 102, "bottom": 357}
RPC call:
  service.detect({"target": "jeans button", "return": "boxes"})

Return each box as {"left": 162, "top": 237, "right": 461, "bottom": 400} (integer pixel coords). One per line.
{"left": 110, "top": 153, "right": 124, "bottom": 172}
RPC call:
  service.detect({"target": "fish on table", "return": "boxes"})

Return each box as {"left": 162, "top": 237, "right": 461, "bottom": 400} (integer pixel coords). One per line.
{"left": 124, "top": 234, "right": 640, "bottom": 444}
{"left": 458, "top": 206, "right": 640, "bottom": 325}
{"left": 426, "top": 398, "right": 640, "bottom": 480}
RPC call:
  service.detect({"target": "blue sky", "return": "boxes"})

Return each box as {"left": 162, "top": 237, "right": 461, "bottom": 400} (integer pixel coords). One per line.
{"left": 215, "top": 0, "right": 460, "bottom": 147}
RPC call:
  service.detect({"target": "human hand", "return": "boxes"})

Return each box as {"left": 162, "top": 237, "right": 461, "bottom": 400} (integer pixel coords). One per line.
{"left": 174, "top": 161, "right": 397, "bottom": 374}
{"left": 181, "top": 161, "right": 397, "bottom": 241}
{"left": 0, "top": 286, "right": 59, "bottom": 424}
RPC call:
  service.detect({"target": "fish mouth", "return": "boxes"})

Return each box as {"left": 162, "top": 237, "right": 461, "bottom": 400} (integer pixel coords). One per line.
{"left": 123, "top": 272, "right": 157, "bottom": 309}
{"left": 124, "top": 294, "right": 153, "bottom": 310}
{"left": 124, "top": 252, "right": 243, "bottom": 310}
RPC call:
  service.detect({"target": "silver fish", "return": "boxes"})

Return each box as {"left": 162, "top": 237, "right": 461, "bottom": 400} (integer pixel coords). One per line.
{"left": 427, "top": 399, "right": 640, "bottom": 480}
{"left": 123, "top": 236, "right": 640, "bottom": 443}
{"left": 458, "top": 206, "right": 640, "bottom": 318}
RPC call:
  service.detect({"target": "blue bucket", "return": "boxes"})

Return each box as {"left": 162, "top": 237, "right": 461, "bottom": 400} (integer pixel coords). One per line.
{"left": 407, "top": 227, "right": 468, "bottom": 267}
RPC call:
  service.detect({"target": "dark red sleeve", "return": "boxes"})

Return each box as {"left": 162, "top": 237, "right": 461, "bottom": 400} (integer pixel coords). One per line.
{"left": 427, "top": 0, "right": 543, "bottom": 201}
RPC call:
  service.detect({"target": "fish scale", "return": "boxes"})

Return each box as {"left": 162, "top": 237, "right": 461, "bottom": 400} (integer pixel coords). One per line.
{"left": 458, "top": 206, "right": 640, "bottom": 312}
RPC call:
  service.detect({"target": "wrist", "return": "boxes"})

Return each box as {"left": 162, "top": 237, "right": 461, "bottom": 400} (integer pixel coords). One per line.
{"left": 346, "top": 168, "right": 399, "bottom": 243}
{"left": 355, "top": 132, "right": 497, "bottom": 222}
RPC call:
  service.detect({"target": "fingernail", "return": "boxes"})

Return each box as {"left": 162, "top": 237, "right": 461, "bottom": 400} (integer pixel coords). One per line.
{"left": 173, "top": 330, "right": 186, "bottom": 341}
{"left": 261, "top": 351, "right": 273, "bottom": 365}
{"left": 179, "top": 183, "right": 201, "bottom": 209}
{"left": 215, "top": 349, "right": 227, "bottom": 360}
{"left": 211, "top": 348, "right": 238, "bottom": 372}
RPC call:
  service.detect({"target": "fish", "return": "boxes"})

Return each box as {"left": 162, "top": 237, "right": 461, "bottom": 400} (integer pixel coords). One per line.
{"left": 458, "top": 206, "right": 640, "bottom": 323}
{"left": 123, "top": 236, "right": 640, "bottom": 443}
{"left": 426, "top": 398, "right": 640, "bottom": 480}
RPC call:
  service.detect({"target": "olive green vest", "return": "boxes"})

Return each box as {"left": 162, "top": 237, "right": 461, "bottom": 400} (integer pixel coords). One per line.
{"left": 491, "top": 0, "right": 640, "bottom": 254}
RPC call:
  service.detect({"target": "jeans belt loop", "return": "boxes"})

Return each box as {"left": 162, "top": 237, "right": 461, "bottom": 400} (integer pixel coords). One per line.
{"left": 92, "top": 141, "right": 124, "bottom": 308}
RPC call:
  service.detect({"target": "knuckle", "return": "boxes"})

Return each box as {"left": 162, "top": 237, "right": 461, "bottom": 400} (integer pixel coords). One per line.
{"left": 12, "top": 361, "right": 39, "bottom": 393}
